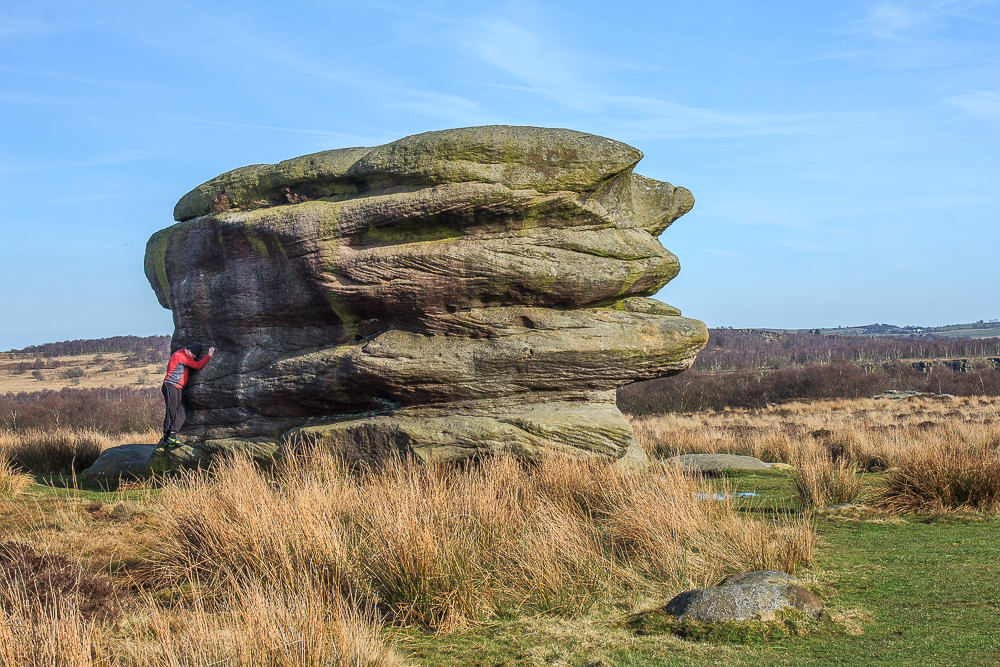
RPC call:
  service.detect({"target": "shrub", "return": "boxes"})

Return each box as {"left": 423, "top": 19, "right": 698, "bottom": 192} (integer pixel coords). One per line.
{"left": 0, "top": 542, "right": 121, "bottom": 620}
{"left": 619, "top": 361, "right": 1000, "bottom": 415}
{"left": 0, "top": 388, "right": 161, "bottom": 434}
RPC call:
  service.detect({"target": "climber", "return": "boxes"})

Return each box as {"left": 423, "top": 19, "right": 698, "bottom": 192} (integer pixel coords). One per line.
{"left": 160, "top": 344, "right": 215, "bottom": 448}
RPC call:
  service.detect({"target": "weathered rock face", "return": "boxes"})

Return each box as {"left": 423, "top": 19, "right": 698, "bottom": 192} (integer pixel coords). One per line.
{"left": 145, "top": 126, "right": 708, "bottom": 465}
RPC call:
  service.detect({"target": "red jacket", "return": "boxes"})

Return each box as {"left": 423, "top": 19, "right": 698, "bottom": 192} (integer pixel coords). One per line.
{"left": 163, "top": 349, "right": 212, "bottom": 388}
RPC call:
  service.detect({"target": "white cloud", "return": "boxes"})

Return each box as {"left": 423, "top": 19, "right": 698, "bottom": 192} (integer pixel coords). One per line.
{"left": 859, "top": 4, "right": 926, "bottom": 39}
{"left": 852, "top": 0, "right": 998, "bottom": 40}
{"left": 946, "top": 89, "right": 1000, "bottom": 119}
{"left": 464, "top": 17, "right": 828, "bottom": 139}
{"left": 165, "top": 117, "right": 380, "bottom": 145}
{"left": 464, "top": 17, "right": 599, "bottom": 112}
{"left": 0, "top": 150, "right": 159, "bottom": 175}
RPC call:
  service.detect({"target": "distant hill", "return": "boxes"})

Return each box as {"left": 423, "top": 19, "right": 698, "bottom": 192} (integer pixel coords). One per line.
{"left": 770, "top": 321, "right": 1000, "bottom": 339}
{"left": 1, "top": 336, "right": 171, "bottom": 394}
{"left": 6, "top": 335, "right": 171, "bottom": 358}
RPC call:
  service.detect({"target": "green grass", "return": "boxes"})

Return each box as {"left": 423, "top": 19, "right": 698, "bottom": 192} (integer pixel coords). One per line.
{"left": 27, "top": 473, "right": 162, "bottom": 499}
{"left": 393, "top": 472, "right": 1000, "bottom": 666}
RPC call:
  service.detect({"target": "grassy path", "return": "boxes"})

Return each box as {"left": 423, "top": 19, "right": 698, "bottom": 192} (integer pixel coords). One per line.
{"left": 785, "top": 518, "right": 1000, "bottom": 665}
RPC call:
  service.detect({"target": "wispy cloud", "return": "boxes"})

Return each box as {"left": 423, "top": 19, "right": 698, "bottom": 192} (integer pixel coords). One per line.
{"left": 0, "top": 150, "right": 159, "bottom": 175}
{"left": 0, "top": 64, "right": 172, "bottom": 93}
{"left": 166, "top": 117, "right": 379, "bottom": 145}
{"left": 179, "top": 12, "right": 488, "bottom": 127}
{"left": 775, "top": 239, "right": 836, "bottom": 253}
{"left": 852, "top": 0, "right": 998, "bottom": 40}
{"left": 464, "top": 17, "right": 827, "bottom": 139}
{"left": 945, "top": 89, "right": 1000, "bottom": 119}
{"left": 856, "top": 4, "right": 926, "bottom": 39}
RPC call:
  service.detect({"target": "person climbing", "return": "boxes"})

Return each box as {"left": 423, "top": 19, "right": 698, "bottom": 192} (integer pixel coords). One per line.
{"left": 161, "top": 344, "right": 215, "bottom": 448}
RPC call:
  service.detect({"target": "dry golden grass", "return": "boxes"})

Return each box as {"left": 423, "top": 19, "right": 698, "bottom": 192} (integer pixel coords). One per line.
{"left": 0, "top": 427, "right": 160, "bottom": 474}
{"left": 794, "top": 454, "right": 867, "bottom": 509}
{"left": 630, "top": 395, "right": 1000, "bottom": 512}
{"left": 0, "top": 572, "right": 401, "bottom": 666}
{"left": 152, "top": 449, "right": 814, "bottom": 632}
{"left": 0, "top": 455, "right": 31, "bottom": 495}
{"left": 0, "top": 444, "right": 816, "bottom": 663}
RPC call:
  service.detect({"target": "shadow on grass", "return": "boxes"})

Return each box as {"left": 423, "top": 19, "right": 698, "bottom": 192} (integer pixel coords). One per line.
{"left": 30, "top": 471, "right": 164, "bottom": 499}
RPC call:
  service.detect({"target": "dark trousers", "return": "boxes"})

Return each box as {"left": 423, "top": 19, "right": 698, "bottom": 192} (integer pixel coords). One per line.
{"left": 161, "top": 382, "right": 185, "bottom": 438}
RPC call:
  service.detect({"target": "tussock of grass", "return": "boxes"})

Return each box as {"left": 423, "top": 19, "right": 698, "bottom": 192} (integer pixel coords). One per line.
{"left": 876, "top": 436, "right": 1000, "bottom": 513}
{"left": 0, "top": 456, "right": 31, "bottom": 495}
{"left": 0, "top": 582, "right": 100, "bottom": 667}
{"left": 0, "top": 447, "right": 815, "bottom": 663}
{"left": 794, "top": 455, "right": 867, "bottom": 509}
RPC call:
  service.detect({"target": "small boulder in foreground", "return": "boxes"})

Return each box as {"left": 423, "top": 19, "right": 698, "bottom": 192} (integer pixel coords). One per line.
{"left": 629, "top": 570, "right": 824, "bottom": 641}
{"left": 664, "top": 581, "right": 823, "bottom": 623}
{"left": 83, "top": 444, "right": 156, "bottom": 480}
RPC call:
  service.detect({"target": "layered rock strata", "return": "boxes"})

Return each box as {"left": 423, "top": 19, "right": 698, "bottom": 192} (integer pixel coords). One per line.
{"left": 145, "top": 126, "right": 708, "bottom": 465}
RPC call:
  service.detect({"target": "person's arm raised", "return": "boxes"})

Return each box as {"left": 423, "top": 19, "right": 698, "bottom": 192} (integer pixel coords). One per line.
{"left": 187, "top": 347, "right": 215, "bottom": 369}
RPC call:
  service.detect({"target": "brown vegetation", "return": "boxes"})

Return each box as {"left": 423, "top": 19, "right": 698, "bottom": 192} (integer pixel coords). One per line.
{"left": 0, "top": 428, "right": 160, "bottom": 475}
{"left": 155, "top": 449, "right": 813, "bottom": 631}
{"left": 631, "top": 395, "right": 1000, "bottom": 512}
{"left": 693, "top": 329, "right": 1000, "bottom": 371}
{"left": 619, "top": 360, "right": 1000, "bottom": 413}
{"left": 0, "top": 456, "right": 31, "bottom": 495}
{"left": 0, "top": 445, "right": 814, "bottom": 664}
{"left": 0, "top": 388, "right": 161, "bottom": 434}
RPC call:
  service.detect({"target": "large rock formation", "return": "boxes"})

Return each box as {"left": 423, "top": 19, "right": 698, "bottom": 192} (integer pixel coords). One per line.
{"left": 145, "top": 126, "right": 707, "bottom": 466}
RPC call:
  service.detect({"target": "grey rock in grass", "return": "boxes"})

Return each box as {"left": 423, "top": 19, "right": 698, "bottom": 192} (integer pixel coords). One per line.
{"left": 145, "top": 126, "right": 707, "bottom": 466}
{"left": 665, "top": 453, "right": 774, "bottom": 472}
{"left": 664, "top": 580, "right": 823, "bottom": 623}
{"left": 83, "top": 444, "right": 157, "bottom": 479}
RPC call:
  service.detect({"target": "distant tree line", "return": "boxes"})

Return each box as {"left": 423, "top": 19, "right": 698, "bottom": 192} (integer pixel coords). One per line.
{"left": 619, "top": 360, "right": 1000, "bottom": 415}
{"left": 619, "top": 329, "right": 1000, "bottom": 414}
{"left": 8, "top": 335, "right": 171, "bottom": 360}
{"left": 696, "top": 330, "right": 1000, "bottom": 372}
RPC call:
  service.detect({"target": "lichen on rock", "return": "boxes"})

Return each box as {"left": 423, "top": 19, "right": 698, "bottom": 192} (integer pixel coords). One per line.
{"left": 145, "top": 125, "right": 708, "bottom": 466}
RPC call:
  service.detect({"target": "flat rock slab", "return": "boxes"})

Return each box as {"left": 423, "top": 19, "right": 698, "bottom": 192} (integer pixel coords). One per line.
{"left": 83, "top": 444, "right": 156, "bottom": 479}
{"left": 664, "top": 581, "right": 823, "bottom": 623}
{"left": 665, "top": 453, "right": 773, "bottom": 472}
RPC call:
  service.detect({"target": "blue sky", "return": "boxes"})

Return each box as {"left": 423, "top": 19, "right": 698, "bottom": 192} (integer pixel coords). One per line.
{"left": 1, "top": 0, "right": 998, "bottom": 349}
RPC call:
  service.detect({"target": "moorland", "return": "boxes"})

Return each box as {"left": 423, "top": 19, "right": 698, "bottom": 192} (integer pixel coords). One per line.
{"left": 1, "top": 330, "right": 998, "bottom": 665}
